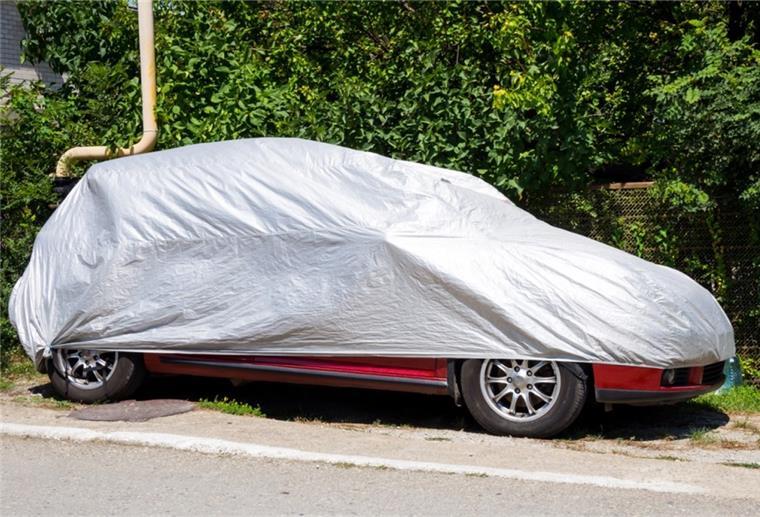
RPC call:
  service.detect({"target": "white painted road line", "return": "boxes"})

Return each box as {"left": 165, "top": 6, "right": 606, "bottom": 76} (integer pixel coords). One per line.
{"left": 1, "top": 422, "right": 702, "bottom": 494}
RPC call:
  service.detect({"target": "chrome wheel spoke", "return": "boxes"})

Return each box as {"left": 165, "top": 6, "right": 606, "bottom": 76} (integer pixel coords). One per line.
{"left": 508, "top": 393, "right": 518, "bottom": 414}
{"left": 532, "top": 389, "right": 551, "bottom": 403}
{"left": 486, "top": 375, "right": 508, "bottom": 384}
{"left": 531, "top": 361, "right": 547, "bottom": 373}
{"left": 493, "top": 361, "right": 511, "bottom": 375}
{"left": 523, "top": 393, "right": 536, "bottom": 415}
{"left": 70, "top": 359, "right": 86, "bottom": 375}
{"left": 533, "top": 376, "right": 556, "bottom": 384}
{"left": 493, "top": 386, "right": 511, "bottom": 402}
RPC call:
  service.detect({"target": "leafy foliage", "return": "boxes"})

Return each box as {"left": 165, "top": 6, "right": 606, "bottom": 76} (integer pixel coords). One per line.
{"left": 646, "top": 15, "right": 760, "bottom": 205}
{"left": 1, "top": 73, "right": 92, "bottom": 366}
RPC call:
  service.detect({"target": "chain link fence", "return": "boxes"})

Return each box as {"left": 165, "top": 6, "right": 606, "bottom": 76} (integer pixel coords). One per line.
{"left": 523, "top": 184, "right": 759, "bottom": 382}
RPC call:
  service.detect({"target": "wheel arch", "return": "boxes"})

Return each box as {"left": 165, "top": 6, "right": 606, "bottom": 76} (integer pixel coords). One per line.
{"left": 446, "top": 359, "right": 464, "bottom": 407}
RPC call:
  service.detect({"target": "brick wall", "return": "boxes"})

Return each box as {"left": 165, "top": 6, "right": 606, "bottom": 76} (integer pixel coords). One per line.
{"left": 1, "top": 0, "right": 61, "bottom": 86}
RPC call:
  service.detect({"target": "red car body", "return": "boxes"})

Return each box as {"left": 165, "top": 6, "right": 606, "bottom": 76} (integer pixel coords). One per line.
{"left": 143, "top": 354, "right": 725, "bottom": 406}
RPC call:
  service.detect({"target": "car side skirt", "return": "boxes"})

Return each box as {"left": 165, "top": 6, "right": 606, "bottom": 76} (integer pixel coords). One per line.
{"left": 145, "top": 354, "right": 449, "bottom": 395}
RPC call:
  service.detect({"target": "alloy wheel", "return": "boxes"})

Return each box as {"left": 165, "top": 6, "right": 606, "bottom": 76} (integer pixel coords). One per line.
{"left": 479, "top": 359, "right": 561, "bottom": 422}
{"left": 53, "top": 348, "right": 119, "bottom": 390}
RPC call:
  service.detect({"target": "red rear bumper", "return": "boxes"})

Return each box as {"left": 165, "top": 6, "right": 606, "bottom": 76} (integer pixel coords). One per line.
{"left": 593, "top": 362, "right": 725, "bottom": 405}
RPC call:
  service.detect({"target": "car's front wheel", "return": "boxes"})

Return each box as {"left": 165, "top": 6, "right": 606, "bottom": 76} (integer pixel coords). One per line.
{"left": 460, "top": 359, "right": 587, "bottom": 438}
{"left": 48, "top": 349, "right": 146, "bottom": 403}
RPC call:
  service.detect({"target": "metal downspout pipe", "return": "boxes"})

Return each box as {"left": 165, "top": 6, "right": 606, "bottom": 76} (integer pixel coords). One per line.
{"left": 54, "top": 0, "right": 157, "bottom": 177}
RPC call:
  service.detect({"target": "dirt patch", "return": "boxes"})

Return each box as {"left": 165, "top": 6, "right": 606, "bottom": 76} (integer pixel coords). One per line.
{"left": 548, "top": 405, "right": 760, "bottom": 465}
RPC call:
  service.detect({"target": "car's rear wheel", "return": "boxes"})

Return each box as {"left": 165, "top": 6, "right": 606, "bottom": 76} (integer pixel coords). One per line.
{"left": 48, "top": 349, "right": 146, "bottom": 403}
{"left": 460, "top": 358, "right": 587, "bottom": 438}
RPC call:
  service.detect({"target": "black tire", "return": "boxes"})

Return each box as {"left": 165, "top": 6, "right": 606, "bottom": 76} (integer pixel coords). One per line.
{"left": 48, "top": 351, "right": 146, "bottom": 403}
{"left": 460, "top": 359, "right": 588, "bottom": 438}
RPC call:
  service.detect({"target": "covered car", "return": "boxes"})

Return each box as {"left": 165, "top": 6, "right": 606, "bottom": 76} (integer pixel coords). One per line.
{"left": 9, "top": 138, "right": 735, "bottom": 437}
{"left": 10, "top": 138, "right": 734, "bottom": 366}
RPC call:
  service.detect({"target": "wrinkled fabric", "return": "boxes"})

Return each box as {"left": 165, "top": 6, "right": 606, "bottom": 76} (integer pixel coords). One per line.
{"left": 10, "top": 138, "right": 734, "bottom": 367}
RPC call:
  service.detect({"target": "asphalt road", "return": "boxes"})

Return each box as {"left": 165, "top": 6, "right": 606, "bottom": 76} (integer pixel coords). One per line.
{"left": 1, "top": 436, "right": 756, "bottom": 517}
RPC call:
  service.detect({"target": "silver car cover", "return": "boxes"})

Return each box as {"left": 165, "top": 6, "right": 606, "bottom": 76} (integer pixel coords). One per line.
{"left": 10, "top": 138, "right": 734, "bottom": 368}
